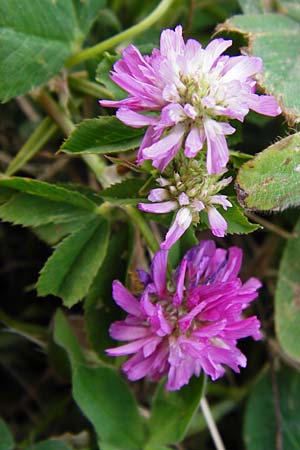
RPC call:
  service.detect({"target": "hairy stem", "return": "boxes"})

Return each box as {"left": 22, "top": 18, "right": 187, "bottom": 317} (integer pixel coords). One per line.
{"left": 66, "top": 0, "right": 174, "bottom": 67}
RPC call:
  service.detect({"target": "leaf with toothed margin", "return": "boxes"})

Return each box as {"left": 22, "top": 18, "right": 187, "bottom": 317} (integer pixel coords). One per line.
{"left": 37, "top": 217, "right": 109, "bottom": 307}
{"left": 60, "top": 117, "right": 145, "bottom": 155}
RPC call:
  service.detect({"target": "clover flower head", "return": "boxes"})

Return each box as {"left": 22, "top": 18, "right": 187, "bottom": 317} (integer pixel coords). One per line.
{"left": 100, "top": 25, "right": 281, "bottom": 174}
{"left": 106, "top": 241, "right": 262, "bottom": 391}
{"left": 139, "top": 158, "right": 232, "bottom": 249}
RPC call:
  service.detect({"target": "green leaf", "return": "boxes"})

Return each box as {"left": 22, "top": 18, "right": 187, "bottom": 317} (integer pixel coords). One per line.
{"left": 275, "top": 217, "right": 300, "bottom": 361}
{"left": 0, "top": 193, "right": 95, "bottom": 228}
{"left": 0, "top": 176, "right": 98, "bottom": 211}
{"left": 25, "top": 440, "right": 71, "bottom": 450}
{"left": 145, "top": 374, "right": 205, "bottom": 448}
{"left": 0, "top": 419, "right": 14, "bottom": 450}
{"left": 0, "top": 0, "right": 105, "bottom": 101}
{"left": 37, "top": 217, "right": 109, "bottom": 306}
{"left": 71, "top": 0, "right": 105, "bottom": 36}
{"left": 222, "top": 199, "right": 261, "bottom": 234}
{"left": 198, "top": 199, "right": 260, "bottom": 235}
{"left": 221, "top": 13, "right": 300, "bottom": 122}
{"left": 53, "top": 309, "right": 86, "bottom": 367}
{"left": 73, "top": 366, "right": 145, "bottom": 449}
{"left": 236, "top": 133, "right": 300, "bottom": 211}
{"left": 244, "top": 366, "right": 300, "bottom": 450}
{"left": 100, "top": 178, "right": 147, "bottom": 204}
{"left": 54, "top": 310, "right": 145, "bottom": 449}
{"left": 33, "top": 219, "right": 92, "bottom": 246}
{"left": 279, "top": 0, "right": 300, "bottom": 23}
{"left": 238, "top": 0, "right": 264, "bottom": 14}
{"left": 60, "top": 117, "right": 145, "bottom": 155}
{"left": 84, "top": 227, "right": 129, "bottom": 362}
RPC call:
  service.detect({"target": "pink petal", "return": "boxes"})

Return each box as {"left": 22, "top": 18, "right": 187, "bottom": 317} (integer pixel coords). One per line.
{"left": 109, "top": 322, "right": 150, "bottom": 341}
{"left": 220, "top": 247, "right": 243, "bottom": 281}
{"left": 148, "top": 188, "right": 170, "bottom": 202}
{"left": 246, "top": 94, "right": 282, "bottom": 116}
{"left": 116, "top": 107, "right": 158, "bottom": 127}
{"left": 225, "top": 317, "right": 262, "bottom": 340}
{"left": 222, "top": 55, "right": 262, "bottom": 82}
{"left": 204, "top": 119, "right": 233, "bottom": 174}
{"left": 160, "top": 25, "right": 184, "bottom": 57}
{"left": 138, "top": 200, "right": 178, "bottom": 214}
{"left": 184, "top": 125, "right": 205, "bottom": 158}
{"left": 173, "top": 258, "right": 187, "bottom": 307}
{"left": 106, "top": 337, "right": 150, "bottom": 356}
{"left": 142, "top": 124, "right": 186, "bottom": 159}
{"left": 161, "top": 207, "right": 193, "bottom": 250}
{"left": 137, "top": 125, "right": 163, "bottom": 166}
{"left": 123, "top": 352, "right": 155, "bottom": 380}
{"left": 193, "top": 320, "right": 227, "bottom": 338}
{"left": 210, "top": 195, "right": 232, "bottom": 210}
{"left": 207, "top": 207, "right": 227, "bottom": 237}
{"left": 151, "top": 250, "right": 168, "bottom": 297}
{"left": 160, "top": 103, "right": 185, "bottom": 126}
{"left": 203, "top": 38, "right": 232, "bottom": 72}
{"left": 112, "top": 280, "right": 141, "bottom": 316}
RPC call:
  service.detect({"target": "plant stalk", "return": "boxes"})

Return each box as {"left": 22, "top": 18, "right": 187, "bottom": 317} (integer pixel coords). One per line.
{"left": 36, "top": 91, "right": 109, "bottom": 186}
{"left": 68, "top": 75, "right": 115, "bottom": 100}
{"left": 200, "top": 396, "right": 227, "bottom": 450}
{"left": 125, "top": 205, "right": 160, "bottom": 254}
{"left": 65, "top": 0, "right": 174, "bottom": 67}
{"left": 246, "top": 211, "right": 297, "bottom": 240}
{"left": 6, "top": 116, "right": 58, "bottom": 176}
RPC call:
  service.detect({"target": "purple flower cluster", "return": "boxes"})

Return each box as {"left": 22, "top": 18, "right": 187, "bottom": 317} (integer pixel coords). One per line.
{"left": 106, "top": 241, "right": 261, "bottom": 391}
{"left": 101, "top": 25, "right": 281, "bottom": 174}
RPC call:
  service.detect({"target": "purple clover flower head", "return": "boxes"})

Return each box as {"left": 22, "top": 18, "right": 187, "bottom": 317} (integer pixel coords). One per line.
{"left": 106, "top": 241, "right": 262, "bottom": 391}
{"left": 100, "top": 25, "right": 281, "bottom": 174}
{"left": 139, "top": 158, "right": 233, "bottom": 249}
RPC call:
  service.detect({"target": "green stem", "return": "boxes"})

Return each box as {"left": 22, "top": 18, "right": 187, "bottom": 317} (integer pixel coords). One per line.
{"left": 82, "top": 154, "right": 112, "bottom": 188}
{"left": 68, "top": 75, "right": 115, "bottom": 100}
{"left": 36, "top": 91, "right": 109, "bottom": 186}
{"left": 5, "top": 117, "right": 58, "bottom": 176}
{"left": 125, "top": 205, "right": 160, "bottom": 254}
{"left": 65, "top": 0, "right": 174, "bottom": 67}
{"left": 37, "top": 91, "right": 75, "bottom": 136}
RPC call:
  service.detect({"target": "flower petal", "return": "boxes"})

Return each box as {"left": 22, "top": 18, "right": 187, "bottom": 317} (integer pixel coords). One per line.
{"left": 207, "top": 207, "right": 227, "bottom": 237}
{"left": 184, "top": 125, "right": 205, "bottom": 158}
{"left": 112, "top": 280, "right": 141, "bottom": 316}
{"left": 139, "top": 200, "right": 178, "bottom": 214}
{"left": 161, "top": 207, "right": 193, "bottom": 250}
{"left": 116, "top": 107, "right": 158, "bottom": 127}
